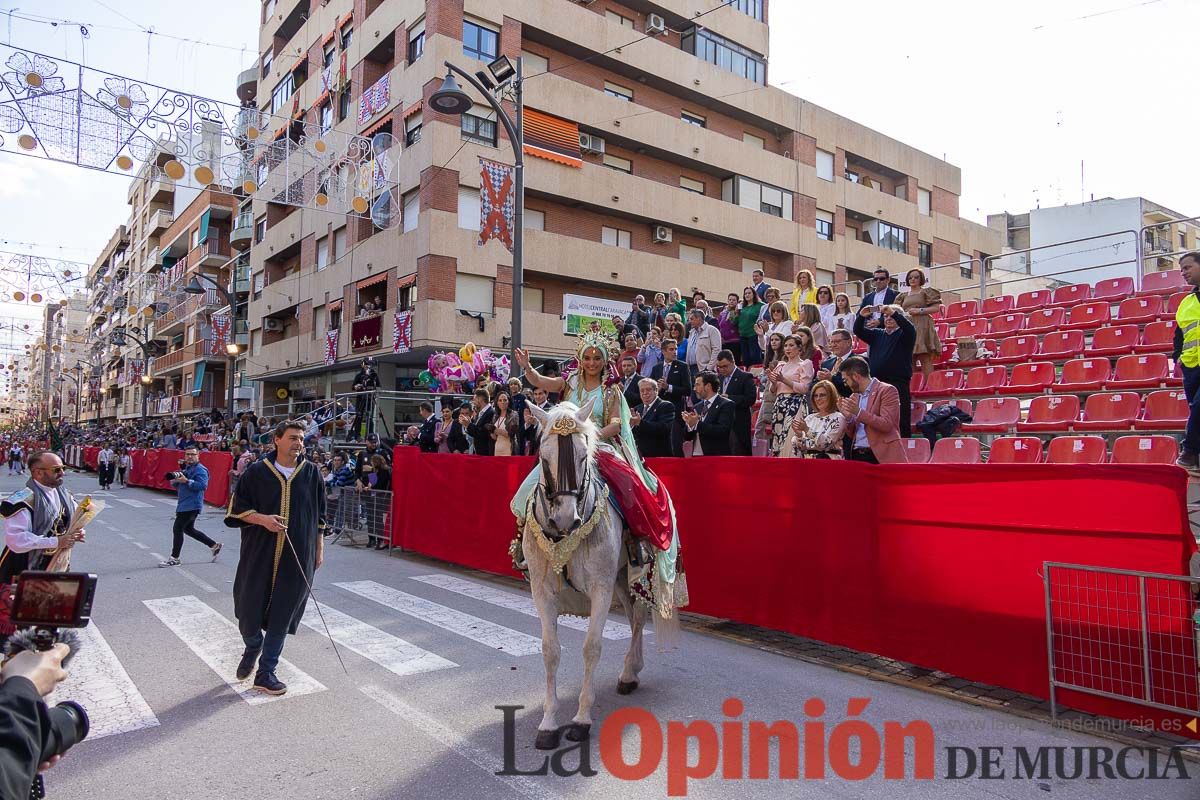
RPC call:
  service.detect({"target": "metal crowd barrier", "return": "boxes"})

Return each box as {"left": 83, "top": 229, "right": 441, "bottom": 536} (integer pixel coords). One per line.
{"left": 1044, "top": 562, "right": 1200, "bottom": 724}
{"left": 325, "top": 485, "right": 393, "bottom": 549}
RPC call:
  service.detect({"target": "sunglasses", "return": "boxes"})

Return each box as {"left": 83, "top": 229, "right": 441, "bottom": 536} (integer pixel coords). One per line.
{"left": 36, "top": 466, "right": 65, "bottom": 474}
{"left": 873, "top": 276, "right": 889, "bottom": 282}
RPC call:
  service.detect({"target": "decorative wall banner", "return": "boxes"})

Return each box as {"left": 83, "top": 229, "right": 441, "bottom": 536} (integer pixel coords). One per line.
{"left": 209, "top": 313, "right": 231, "bottom": 355}
{"left": 358, "top": 73, "right": 390, "bottom": 124}
{"left": 478, "top": 157, "right": 515, "bottom": 252}
{"left": 0, "top": 44, "right": 396, "bottom": 218}
{"left": 324, "top": 328, "right": 339, "bottom": 366}
{"left": 393, "top": 309, "right": 412, "bottom": 354}
{"left": 351, "top": 314, "right": 382, "bottom": 352}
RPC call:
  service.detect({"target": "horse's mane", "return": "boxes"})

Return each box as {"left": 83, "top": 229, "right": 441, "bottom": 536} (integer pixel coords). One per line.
{"left": 539, "top": 401, "right": 599, "bottom": 458}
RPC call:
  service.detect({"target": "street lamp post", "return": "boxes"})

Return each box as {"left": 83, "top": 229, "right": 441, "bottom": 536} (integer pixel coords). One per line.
{"left": 183, "top": 273, "right": 240, "bottom": 421}
{"left": 430, "top": 55, "right": 524, "bottom": 360}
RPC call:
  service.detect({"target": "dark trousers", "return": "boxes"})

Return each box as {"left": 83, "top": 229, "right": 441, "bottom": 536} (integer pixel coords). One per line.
{"left": 879, "top": 374, "right": 912, "bottom": 439}
{"left": 849, "top": 448, "right": 879, "bottom": 464}
{"left": 242, "top": 628, "right": 287, "bottom": 674}
{"left": 1183, "top": 364, "right": 1200, "bottom": 455}
{"left": 172, "top": 510, "right": 215, "bottom": 558}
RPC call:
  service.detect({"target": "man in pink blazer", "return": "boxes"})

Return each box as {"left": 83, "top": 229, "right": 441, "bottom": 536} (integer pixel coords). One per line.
{"left": 836, "top": 356, "right": 907, "bottom": 464}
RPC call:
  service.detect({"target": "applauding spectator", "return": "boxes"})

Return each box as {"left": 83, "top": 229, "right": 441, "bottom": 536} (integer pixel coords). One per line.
{"left": 630, "top": 378, "right": 676, "bottom": 458}
{"left": 766, "top": 335, "right": 814, "bottom": 457}
{"left": 837, "top": 356, "right": 907, "bottom": 464}
{"left": 682, "top": 373, "right": 735, "bottom": 457}
{"left": 717, "top": 294, "right": 741, "bottom": 363}
{"left": 785, "top": 380, "right": 847, "bottom": 459}
{"left": 796, "top": 303, "right": 829, "bottom": 351}
{"left": 827, "top": 292, "right": 856, "bottom": 334}
{"left": 715, "top": 350, "right": 757, "bottom": 456}
{"left": 789, "top": 269, "right": 818, "bottom": 319}
{"left": 737, "top": 287, "right": 765, "bottom": 366}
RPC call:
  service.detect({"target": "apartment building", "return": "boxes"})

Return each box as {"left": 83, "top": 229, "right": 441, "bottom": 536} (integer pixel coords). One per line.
{"left": 37, "top": 294, "right": 90, "bottom": 422}
{"left": 249, "top": 0, "right": 1001, "bottom": 399}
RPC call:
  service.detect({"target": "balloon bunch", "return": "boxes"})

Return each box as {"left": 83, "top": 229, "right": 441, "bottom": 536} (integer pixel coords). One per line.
{"left": 417, "top": 341, "right": 511, "bottom": 394}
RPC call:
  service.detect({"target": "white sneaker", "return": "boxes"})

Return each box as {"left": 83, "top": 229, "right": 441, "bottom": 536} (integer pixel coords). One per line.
{"left": 158, "top": 557, "right": 181, "bottom": 567}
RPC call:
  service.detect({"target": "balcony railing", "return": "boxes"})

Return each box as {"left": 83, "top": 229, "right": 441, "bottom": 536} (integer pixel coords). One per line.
{"left": 187, "top": 238, "right": 231, "bottom": 268}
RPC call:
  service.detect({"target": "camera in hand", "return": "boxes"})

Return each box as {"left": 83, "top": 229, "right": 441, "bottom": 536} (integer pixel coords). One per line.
{"left": 7, "top": 572, "right": 97, "bottom": 784}
{"left": 164, "top": 459, "right": 188, "bottom": 481}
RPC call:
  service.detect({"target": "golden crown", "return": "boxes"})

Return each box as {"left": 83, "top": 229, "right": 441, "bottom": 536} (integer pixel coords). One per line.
{"left": 575, "top": 327, "right": 618, "bottom": 362}
{"left": 548, "top": 416, "right": 579, "bottom": 436}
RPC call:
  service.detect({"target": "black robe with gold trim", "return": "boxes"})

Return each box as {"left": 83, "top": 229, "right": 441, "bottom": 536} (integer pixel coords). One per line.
{"left": 224, "top": 454, "right": 326, "bottom": 638}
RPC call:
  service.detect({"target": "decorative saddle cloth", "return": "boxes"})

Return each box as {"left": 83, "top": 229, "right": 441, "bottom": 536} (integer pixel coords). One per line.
{"left": 593, "top": 449, "right": 673, "bottom": 552}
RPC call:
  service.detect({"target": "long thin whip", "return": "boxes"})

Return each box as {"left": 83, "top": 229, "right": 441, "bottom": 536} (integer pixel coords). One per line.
{"left": 281, "top": 512, "right": 349, "bottom": 676}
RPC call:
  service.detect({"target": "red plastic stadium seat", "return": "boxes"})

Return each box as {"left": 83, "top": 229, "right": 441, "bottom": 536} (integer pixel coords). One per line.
{"left": 1017, "top": 395, "right": 1081, "bottom": 432}
{"left": 1110, "top": 435, "right": 1179, "bottom": 465}
{"left": 1085, "top": 325, "right": 1139, "bottom": 357}
{"left": 1073, "top": 392, "right": 1139, "bottom": 431}
{"left": 901, "top": 437, "right": 931, "bottom": 463}
{"left": 930, "top": 398, "right": 972, "bottom": 415}
{"left": 1038, "top": 330, "right": 1085, "bottom": 361}
{"left": 1133, "top": 320, "right": 1177, "bottom": 354}
{"left": 958, "top": 366, "right": 1007, "bottom": 396}
{"left": 1115, "top": 296, "right": 1163, "bottom": 324}
{"left": 1162, "top": 291, "right": 1188, "bottom": 319}
{"left": 955, "top": 339, "right": 995, "bottom": 369}
{"left": 1056, "top": 358, "right": 1111, "bottom": 392}
{"left": 979, "top": 295, "right": 1016, "bottom": 318}
{"left": 943, "top": 300, "right": 980, "bottom": 324}
{"left": 935, "top": 322, "right": 951, "bottom": 341}
{"left": 909, "top": 373, "right": 925, "bottom": 396}
{"left": 1091, "top": 277, "right": 1134, "bottom": 303}
{"left": 1014, "top": 290, "right": 1052, "bottom": 313}
{"left": 930, "top": 436, "right": 982, "bottom": 464}
{"left": 1050, "top": 284, "right": 1092, "bottom": 308}
{"left": 1024, "top": 307, "right": 1066, "bottom": 335}
{"left": 1107, "top": 354, "right": 1169, "bottom": 390}
{"left": 1134, "top": 390, "right": 1187, "bottom": 431}
{"left": 852, "top": 337, "right": 868, "bottom": 354}
{"left": 911, "top": 401, "right": 928, "bottom": 424}
{"left": 962, "top": 397, "right": 1021, "bottom": 433}
{"left": 935, "top": 342, "right": 957, "bottom": 366}
{"left": 914, "top": 369, "right": 963, "bottom": 398}
{"left": 1047, "top": 436, "right": 1109, "bottom": 464}
{"left": 992, "top": 335, "right": 1039, "bottom": 365}
{"left": 999, "top": 362, "right": 1055, "bottom": 395}
{"left": 954, "top": 318, "right": 989, "bottom": 339}
{"left": 1061, "top": 301, "right": 1111, "bottom": 331}
{"left": 987, "top": 313, "right": 1025, "bottom": 337}
{"left": 988, "top": 436, "right": 1045, "bottom": 464}
{"left": 1138, "top": 269, "right": 1186, "bottom": 297}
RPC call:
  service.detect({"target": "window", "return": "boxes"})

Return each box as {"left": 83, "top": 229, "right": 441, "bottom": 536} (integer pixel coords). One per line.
{"left": 334, "top": 228, "right": 347, "bottom": 258}
{"left": 340, "top": 24, "right": 353, "bottom": 50}
{"left": 402, "top": 190, "right": 419, "bottom": 233}
{"left": 681, "top": 27, "right": 765, "bottom": 85}
{"left": 190, "top": 229, "right": 200, "bottom": 249}
{"left": 844, "top": 169, "right": 860, "bottom": 184}
{"left": 1181, "top": 231, "right": 1187, "bottom": 248}
{"left": 254, "top": 217, "right": 266, "bottom": 244}
{"left": 894, "top": 183, "right": 907, "bottom": 201}
{"left": 461, "top": 108, "right": 497, "bottom": 146}
{"left": 263, "top": 0, "right": 276, "bottom": 23}
{"left": 270, "top": 73, "right": 294, "bottom": 114}
{"left": 743, "top": 132, "right": 765, "bottom": 149}
{"left": 329, "top": 306, "right": 341, "bottom": 330}
{"left": 760, "top": 185, "right": 786, "bottom": 217}
{"left": 261, "top": 49, "right": 273, "bottom": 79}
{"left": 816, "top": 210, "right": 833, "bottom": 241}
{"left": 679, "top": 244, "right": 705, "bottom": 264}
{"left": 405, "top": 111, "right": 422, "bottom": 146}
{"left": 522, "top": 50, "right": 548, "bottom": 74}
{"left": 458, "top": 187, "right": 481, "bottom": 230}
{"left": 680, "top": 176, "right": 705, "bottom": 195}
{"left": 316, "top": 236, "right": 329, "bottom": 271}
{"left": 407, "top": 19, "right": 425, "bottom": 64}
{"left": 604, "top": 81, "right": 633, "bottom": 102}
{"left": 455, "top": 274, "right": 494, "bottom": 314}
{"left": 742, "top": 257, "right": 764, "bottom": 275}
{"left": 602, "top": 227, "right": 631, "bottom": 249}
{"left": 605, "top": 10, "right": 633, "bottom": 28}
{"left": 731, "top": 0, "right": 764, "bottom": 20}
{"left": 918, "top": 241, "right": 932, "bottom": 269}
{"left": 252, "top": 271, "right": 264, "bottom": 300}
{"left": 522, "top": 287, "right": 544, "bottom": 313}
{"left": 323, "top": 45, "right": 335, "bottom": 71}
{"left": 722, "top": 176, "right": 793, "bottom": 220}
{"left": 603, "top": 154, "right": 632, "bottom": 173}
{"left": 681, "top": 110, "right": 706, "bottom": 128}
{"left": 816, "top": 149, "right": 834, "bottom": 182}
{"left": 319, "top": 102, "right": 333, "bottom": 134}
{"left": 877, "top": 222, "right": 907, "bottom": 253}
{"left": 463, "top": 19, "right": 498, "bottom": 61}
{"left": 524, "top": 208, "right": 545, "bottom": 230}
{"left": 918, "top": 188, "right": 931, "bottom": 216}
{"left": 337, "top": 89, "right": 351, "bottom": 122}
{"left": 960, "top": 253, "right": 974, "bottom": 279}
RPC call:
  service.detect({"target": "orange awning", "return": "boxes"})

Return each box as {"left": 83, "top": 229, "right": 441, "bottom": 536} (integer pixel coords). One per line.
{"left": 310, "top": 89, "right": 331, "bottom": 111}
{"left": 402, "top": 100, "right": 422, "bottom": 119}
{"left": 327, "top": 299, "right": 342, "bottom": 313}
{"left": 361, "top": 113, "right": 393, "bottom": 139}
{"left": 290, "top": 54, "right": 307, "bottom": 74}
{"left": 338, "top": 12, "right": 352, "bottom": 27}
{"left": 522, "top": 108, "right": 582, "bottom": 168}
{"left": 396, "top": 273, "right": 416, "bottom": 289}
{"left": 356, "top": 272, "right": 388, "bottom": 291}
{"left": 322, "top": 29, "right": 335, "bottom": 46}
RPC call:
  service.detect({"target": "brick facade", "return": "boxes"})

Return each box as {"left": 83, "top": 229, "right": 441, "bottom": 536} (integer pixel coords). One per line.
{"left": 417, "top": 254, "right": 456, "bottom": 302}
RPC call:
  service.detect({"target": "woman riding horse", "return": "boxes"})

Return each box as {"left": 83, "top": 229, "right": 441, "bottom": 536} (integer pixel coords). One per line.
{"left": 512, "top": 329, "right": 684, "bottom": 619}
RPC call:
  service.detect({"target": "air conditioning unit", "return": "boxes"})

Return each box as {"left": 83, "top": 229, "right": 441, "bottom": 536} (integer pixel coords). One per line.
{"left": 652, "top": 224, "right": 673, "bottom": 244}
{"left": 646, "top": 14, "right": 667, "bottom": 35}
{"left": 579, "top": 133, "right": 606, "bottom": 154}
{"left": 263, "top": 318, "right": 284, "bottom": 332}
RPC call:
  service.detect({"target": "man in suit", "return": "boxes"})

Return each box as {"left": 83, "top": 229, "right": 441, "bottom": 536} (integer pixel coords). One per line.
{"left": 650, "top": 338, "right": 691, "bottom": 458}
{"left": 858, "top": 268, "right": 899, "bottom": 327}
{"left": 714, "top": 350, "right": 756, "bottom": 455}
{"left": 416, "top": 401, "right": 438, "bottom": 453}
{"left": 618, "top": 355, "right": 642, "bottom": 410}
{"left": 630, "top": 378, "right": 676, "bottom": 458}
{"left": 682, "top": 372, "right": 735, "bottom": 456}
{"left": 465, "top": 388, "right": 495, "bottom": 456}
{"left": 836, "top": 356, "right": 907, "bottom": 464}
{"left": 853, "top": 304, "right": 916, "bottom": 437}
{"left": 817, "top": 330, "right": 855, "bottom": 398}
{"left": 751, "top": 268, "right": 772, "bottom": 303}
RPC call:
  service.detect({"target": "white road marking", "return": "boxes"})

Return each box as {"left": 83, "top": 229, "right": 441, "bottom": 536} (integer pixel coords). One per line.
{"left": 361, "top": 685, "right": 559, "bottom": 800}
{"left": 114, "top": 498, "right": 154, "bottom": 509}
{"left": 149, "top": 554, "right": 219, "bottom": 593}
{"left": 157, "top": 499, "right": 177, "bottom": 506}
{"left": 410, "top": 574, "right": 633, "bottom": 640}
{"left": 301, "top": 603, "right": 458, "bottom": 677}
{"left": 132, "top": 542, "right": 149, "bottom": 550}
{"left": 336, "top": 581, "right": 542, "bottom": 656}
{"left": 144, "top": 595, "right": 325, "bottom": 705}
{"left": 117, "top": 533, "right": 133, "bottom": 540}
{"left": 47, "top": 623, "right": 159, "bottom": 740}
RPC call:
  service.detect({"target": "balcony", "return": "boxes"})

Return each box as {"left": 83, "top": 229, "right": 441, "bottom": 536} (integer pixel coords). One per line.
{"left": 1145, "top": 234, "right": 1172, "bottom": 254}
{"left": 230, "top": 212, "right": 254, "bottom": 248}
{"left": 149, "top": 340, "right": 223, "bottom": 373}
{"left": 230, "top": 262, "right": 251, "bottom": 295}
{"left": 236, "top": 66, "right": 257, "bottom": 105}
{"left": 147, "top": 174, "right": 174, "bottom": 204}
{"left": 187, "top": 238, "right": 231, "bottom": 268}
{"left": 147, "top": 209, "right": 174, "bottom": 235}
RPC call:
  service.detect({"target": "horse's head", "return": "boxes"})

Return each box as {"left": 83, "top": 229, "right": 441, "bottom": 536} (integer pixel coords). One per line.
{"left": 527, "top": 398, "right": 598, "bottom": 539}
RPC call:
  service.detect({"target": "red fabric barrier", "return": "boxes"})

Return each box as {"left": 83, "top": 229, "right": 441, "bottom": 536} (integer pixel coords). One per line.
{"left": 390, "top": 448, "right": 1199, "bottom": 735}
{"left": 198, "top": 451, "right": 232, "bottom": 507}
{"left": 82, "top": 447, "right": 99, "bottom": 470}
{"left": 107, "top": 448, "right": 229, "bottom": 506}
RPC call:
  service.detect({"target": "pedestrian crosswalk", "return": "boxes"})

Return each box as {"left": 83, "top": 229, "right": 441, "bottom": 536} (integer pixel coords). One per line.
{"left": 48, "top": 571, "right": 631, "bottom": 745}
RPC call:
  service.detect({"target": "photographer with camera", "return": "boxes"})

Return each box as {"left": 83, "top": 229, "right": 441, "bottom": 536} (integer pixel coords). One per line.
{"left": 0, "top": 643, "right": 71, "bottom": 799}
{"left": 158, "top": 448, "right": 221, "bottom": 568}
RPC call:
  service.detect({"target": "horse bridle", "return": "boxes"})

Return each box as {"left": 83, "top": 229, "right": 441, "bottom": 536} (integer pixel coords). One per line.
{"left": 534, "top": 433, "right": 593, "bottom": 541}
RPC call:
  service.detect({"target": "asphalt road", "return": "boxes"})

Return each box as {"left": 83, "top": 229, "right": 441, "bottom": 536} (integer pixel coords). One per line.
{"left": 8, "top": 470, "right": 1194, "bottom": 800}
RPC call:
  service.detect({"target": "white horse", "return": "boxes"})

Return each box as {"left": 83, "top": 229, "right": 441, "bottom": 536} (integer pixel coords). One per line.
{"left": 523, "top": 399, "right": 648, "bottom": 750}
